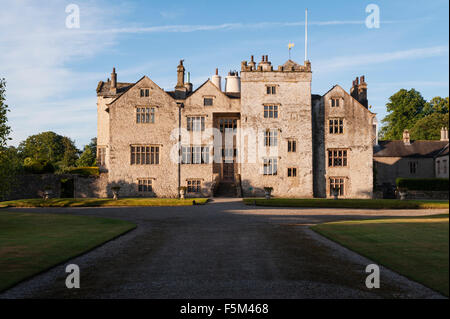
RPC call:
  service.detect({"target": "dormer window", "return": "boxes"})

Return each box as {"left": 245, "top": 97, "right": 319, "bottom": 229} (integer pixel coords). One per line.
{"left": 331, "top": 98, "right": 340, "bottom": 107}
{"left": 140, "top": 89, "right": 150, "bottom": 97}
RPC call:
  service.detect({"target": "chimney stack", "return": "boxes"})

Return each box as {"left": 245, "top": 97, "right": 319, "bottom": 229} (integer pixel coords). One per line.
{"left": 175, "top": 59, "right": 187, "bottom": 99}
{"left": 110, "top": 67, "right": 117, "bottom": 94}
{"left": 212, "top": 68, "right": 222, "bottom": 91}
{"left": 403, "top": 129, "right": 411, "bottom": 145}
{"left": 350, "top": 75, "right": 368, "bottom": 108}
{"left": 441, "top": 127, "right": 449, "bottom": 141}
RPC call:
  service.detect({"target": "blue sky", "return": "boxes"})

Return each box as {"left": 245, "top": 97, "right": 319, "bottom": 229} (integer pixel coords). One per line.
{"left": 0, "top": 0, "right": 448, "bottom": 148}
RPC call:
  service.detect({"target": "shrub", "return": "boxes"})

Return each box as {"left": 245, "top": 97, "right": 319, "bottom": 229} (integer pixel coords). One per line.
{"left": 396, "top": 178, "right": 449, "bottom": 191}
{"left": 23, "top": 158, "right": 54, "bottom": 174}
{"left": 67, "top": 167, "right": 99, "bottom": 176}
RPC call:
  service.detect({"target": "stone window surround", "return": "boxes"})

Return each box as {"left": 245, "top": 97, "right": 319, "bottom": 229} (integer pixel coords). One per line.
{"left": 287, "top": 139, "right": 297, "bottom": 152}
{"left": 327, "top": 149, "right": 348, "bottom": 167}
{"left": 264, "top": 129, "right": 278, "bottom": 147}
{"left": 135, "top": 106, "right": 156, "bottom": 124}
{"left": 328, "top": 117, "right": 344, "bottom": 134}
{"left": 140, "top": 88, "right": 151, "bottom": 97}
{"left": 265, "top": 84, "right": 278, "bottom": 95}
{"left": 203, "top": 95, "right": 215, "bottom": 106}
{"left": 329, "top": 96, "right": 343, "bottom": 108}
{"left": 181, "top": 145, "right": 211, "bottom": 164}
{"left": 262, "top": 157, "right": 278, "bottom": 176}
{"left": 130, "top": 145, "right": 161, "bottom": 165}
{"left": 137, "top": 178, "right": 155, "bottom": 193}
{"left": 328, "top": 176, "right": 347, "bottom": 196}
{"left": 263, "top": 103, "right": 281, "bottom": 119}
{"left": 186, "top": 179, "right": 203, "bottom": 193}
{"left": 187, "top": 116, "right": 206, "bottom": 131}
{"left": 287, "top": 167, "right": 297, "bottom": 177}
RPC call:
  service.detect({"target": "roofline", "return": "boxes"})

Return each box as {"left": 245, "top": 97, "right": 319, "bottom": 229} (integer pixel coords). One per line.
{"left": 106, "top": 75, "right": 176, "bottom": 106}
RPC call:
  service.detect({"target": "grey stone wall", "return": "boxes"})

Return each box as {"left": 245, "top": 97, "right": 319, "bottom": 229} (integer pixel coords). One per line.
{"left": 2, "top": 173, "right": 109, "bottom": 201}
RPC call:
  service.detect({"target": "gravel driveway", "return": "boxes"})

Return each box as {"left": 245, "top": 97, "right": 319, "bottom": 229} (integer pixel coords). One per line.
{"left": 0, "top": 198, "right": 446, "bottom": 299}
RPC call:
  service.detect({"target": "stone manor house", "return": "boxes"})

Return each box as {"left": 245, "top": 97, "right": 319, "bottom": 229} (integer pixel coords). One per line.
{"left": 96, "top": 55, "right": 376, "bottom": 198}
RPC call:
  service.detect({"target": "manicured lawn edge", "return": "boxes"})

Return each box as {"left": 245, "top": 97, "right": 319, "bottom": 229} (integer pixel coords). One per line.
{"left": 310, "top": 215, "right": 449, "bottom": 296}
{"left": 0, "top": 198, "right": 209, "bottom": 208}
{"left": 243, "top": 198, "right": 449, "bottom": 209}
{"left": 0, "top": 213, "right": 136, "bottom": 293}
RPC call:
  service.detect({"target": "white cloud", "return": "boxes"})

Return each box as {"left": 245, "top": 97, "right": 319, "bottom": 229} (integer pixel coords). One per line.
{"left": 316, "top": 45, "right": 449, "bottom": 72}
{"left": 0, "top": 0, "right": 120, "bottom": 147}
{"left": 74, "top": 19, "right": 397, "bottom": 35}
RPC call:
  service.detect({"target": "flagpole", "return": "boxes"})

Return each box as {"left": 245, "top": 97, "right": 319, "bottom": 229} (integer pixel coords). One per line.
{"left": 305, "top": 8, "right": 308, "bottom": 62}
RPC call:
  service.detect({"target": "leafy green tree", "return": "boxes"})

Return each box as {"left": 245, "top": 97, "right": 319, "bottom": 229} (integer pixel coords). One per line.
{"left": 0, "top": 78, "right": 11, "bottom": 148}
{"left": 379, "top": 89, "right": 427, "bottom": 140}
{"left": 0, "top": 79, "right": 17, "bottom": 199}
{"left": 423, "top": 96, "right": 449, "bottom": 116}
{"left": 76, "top": 138, "right": 97, "bottom": 167}
{"left": 410, "top": 112, "right": 450, "bottom": 140}
{"left": 18, "top": 131, "right": 79, "bottom": 170}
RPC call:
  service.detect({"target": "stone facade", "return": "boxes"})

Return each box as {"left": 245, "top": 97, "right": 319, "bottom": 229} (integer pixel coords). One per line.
{"left": 96, "top": 56, "right": 375, "bottom": 198}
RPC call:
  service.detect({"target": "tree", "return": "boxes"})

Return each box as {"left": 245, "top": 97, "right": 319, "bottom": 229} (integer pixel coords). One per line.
{"left": 0, "top": 79, "right": 17, "bottom": 199}
{"left": 423, "top": 96, "right": 449, "bottom": 116}
{"left": 76, "top": 138, "right": 97, "bottom": 167}
{"left": 18, "top": 131, "right": 79, "bottom": 170}
{"left": 0, "top": 78, "right": 10, "bottom": 148}
{"left": 379, "top": 89, "right": 427, "bottom": 140}
{"left": 410, "top": 112, "right": 450, "bottom": 140}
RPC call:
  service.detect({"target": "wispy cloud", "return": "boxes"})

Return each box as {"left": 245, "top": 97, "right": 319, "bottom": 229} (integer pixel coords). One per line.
{"left": 0, "top": 0, "right": 119, "bottom": 146}
{"left": 316, "top": 45, "right": 449, "bottom": 72}
{"left": 74, "top": 20, "right": 399, "bottom": 35}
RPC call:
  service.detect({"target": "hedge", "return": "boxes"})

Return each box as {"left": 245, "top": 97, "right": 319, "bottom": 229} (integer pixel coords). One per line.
{"left": 396, "top": 178, "right": 449, "bottom": 191}
{"left": 68, "top": 167, "right": 99, "bottom": 176}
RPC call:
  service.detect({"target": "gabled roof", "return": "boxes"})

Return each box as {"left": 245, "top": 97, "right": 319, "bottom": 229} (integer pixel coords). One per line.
{"left": 321, "top": 84, "right": 375, "bottom": 115}
{"left": 105, "top": 76, "right": 176, "bottom": 106}
{"left": 184, "top": 79, "right": 238, "bottom": 100}
{"left": 374, "top": 140, "right": 449, "bottom": 158}
{"left": 96, "top": 81, "right": 134, "bottom": 97}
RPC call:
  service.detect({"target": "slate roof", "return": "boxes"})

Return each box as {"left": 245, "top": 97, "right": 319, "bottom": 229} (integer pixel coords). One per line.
{"left": 374, "top": 140, "right": 449, "bottom": 158}
{"left": 96, "top": 81, "right": 134, "bottom": 97}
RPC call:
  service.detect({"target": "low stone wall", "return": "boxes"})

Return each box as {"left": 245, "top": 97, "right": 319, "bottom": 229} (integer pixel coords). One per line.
{"left": 3, "top": 173, "right": 109, "bottom": 200}
{"left": 74, "top": 174, "right": 109, "bottom": 198}
{"left": 403, "top": 190, "right": 449, "bottom": 200}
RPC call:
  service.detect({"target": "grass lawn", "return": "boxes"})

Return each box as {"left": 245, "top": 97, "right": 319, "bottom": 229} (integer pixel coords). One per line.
{"left": 0, "top": 211, "right": 136, "bottom": 292}
{"left": 312, "top": 214, "right": 449, "bottom": 296}
{"left": 0, "top": 197, "right": 209, "bottom": 208}
{"left": 243, "top": 198, "right": 449, "bottom": 209}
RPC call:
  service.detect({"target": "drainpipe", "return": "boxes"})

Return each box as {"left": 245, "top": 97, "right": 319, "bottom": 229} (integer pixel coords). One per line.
{"left": 176, "top": 102, "right": 184, "bottom": 198}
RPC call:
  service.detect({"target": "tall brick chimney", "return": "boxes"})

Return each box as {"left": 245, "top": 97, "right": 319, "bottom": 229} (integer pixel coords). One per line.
{"left": 175, "top": 59, "right": 187, "bottom": 99}
{"left": 110, "top": 67, "right": 117, "bottom": 94}
{"left": 350, "top": 76, "right": 368, "bottom": 108}
{"left": 358, "top": 76, "right": 368, "bottom": 108}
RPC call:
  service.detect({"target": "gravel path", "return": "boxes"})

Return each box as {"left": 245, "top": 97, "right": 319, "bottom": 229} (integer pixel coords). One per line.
{"left": 0, "top": 199, "right": 446, "bottom": 299}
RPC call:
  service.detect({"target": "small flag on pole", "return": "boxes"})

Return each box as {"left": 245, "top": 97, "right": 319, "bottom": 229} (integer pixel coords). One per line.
{"left": 288, "top": 42, "right": 295, "bottom": 59}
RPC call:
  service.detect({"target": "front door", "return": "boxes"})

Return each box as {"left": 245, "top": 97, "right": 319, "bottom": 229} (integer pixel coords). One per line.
{"left": 223, "top": 163, "right": 234, "bottom": 182}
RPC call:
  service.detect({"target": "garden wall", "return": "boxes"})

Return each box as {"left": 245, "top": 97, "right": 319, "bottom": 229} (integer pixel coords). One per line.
{"left": 3, "top": 173, "right": 109, "bottom": 200}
